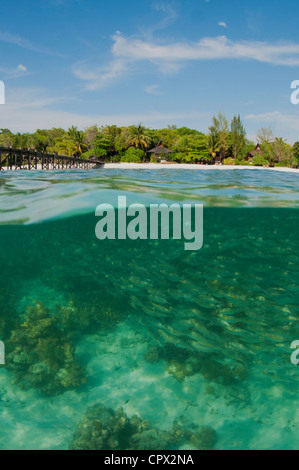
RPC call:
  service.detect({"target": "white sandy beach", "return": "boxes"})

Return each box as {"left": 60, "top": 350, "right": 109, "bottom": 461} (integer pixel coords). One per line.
{"left": 102, "top": 163, "right": 299, "bottom": 173}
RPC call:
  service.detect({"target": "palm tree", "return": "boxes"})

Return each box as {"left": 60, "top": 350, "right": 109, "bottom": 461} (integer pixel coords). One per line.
{"left": 128, "top": 124, "right": 152, "bottom": 150}
{"left": 207, "top": 131, "right": 220, "bottom": 158}
{"left": 68, "top": 126, "right": 87, "bottom": 155}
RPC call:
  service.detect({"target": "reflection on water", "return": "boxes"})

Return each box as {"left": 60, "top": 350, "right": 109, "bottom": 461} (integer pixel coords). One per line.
{"left": 0, "top": 170, "right": 298, "bottom": 450}
{"left": 0, "top": 169, "right": 299, "bottom": 225}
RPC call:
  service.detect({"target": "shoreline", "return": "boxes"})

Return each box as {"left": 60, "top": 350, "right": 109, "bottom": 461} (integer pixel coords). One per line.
{"left": 101, "top": 163, "right": 299, "bottom": 173}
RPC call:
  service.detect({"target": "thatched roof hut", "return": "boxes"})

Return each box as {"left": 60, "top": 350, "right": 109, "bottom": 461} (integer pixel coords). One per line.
{"left": 249, "top": 144, "right": 263, "bottom": 158}
{"left": 147, "top": 143, "right": 174, "bottom": 158}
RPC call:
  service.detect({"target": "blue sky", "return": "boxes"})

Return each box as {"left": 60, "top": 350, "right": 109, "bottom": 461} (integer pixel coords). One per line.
{"left": 1, "top": 0, "right": 299, "bottom": 142}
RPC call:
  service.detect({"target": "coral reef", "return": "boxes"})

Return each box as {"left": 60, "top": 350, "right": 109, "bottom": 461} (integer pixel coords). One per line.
{"left": 145, "top": 343, "right": 248, "bottom": 385}
{"left": 166, "top": 358, "right": 201, "bottom": 383}
{"left": 69, "top": 403, "right": 217, "bottom": 451}
{"left": 56, "top": 296, "right": 128, "bottom": 337}
{"left": 190, "top": 427, "right": 217, "bottom": 451}
{"left": 7, "top": 302, "right": 86, "bottom": 395}
{"left": 2, "top": 290, "right": 127, "bottom": 394}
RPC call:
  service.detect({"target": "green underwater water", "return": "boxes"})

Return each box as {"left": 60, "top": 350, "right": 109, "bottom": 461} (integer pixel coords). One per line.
{"left": 0, "top": 169, "right": 298, "bottom": 450}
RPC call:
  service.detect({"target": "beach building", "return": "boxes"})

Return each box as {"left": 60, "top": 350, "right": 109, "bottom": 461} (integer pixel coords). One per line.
{"left": 213, "top": 152, "right": 224, "bottom": 165}
{"left": 148, "top": 143, "right": 175, "bottom": 162}
{"left": 247, "top": 144, "right": 263, "bottom": 160}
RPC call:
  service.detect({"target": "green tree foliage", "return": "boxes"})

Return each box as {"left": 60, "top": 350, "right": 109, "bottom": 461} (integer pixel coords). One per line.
{"left": 252, "top": 155, "right": 269, "bottom": 166}
{"left": 48, "top": 128, "right": 67, "bottom": 140}
{"left": 208, "top": 112, "right": 229, "bottom": 158}
{"left": 207, "top": 131, "right": 220, "bottom": 159}
{"left": 172, "top": 152, "right": 186, "bottom": 163}
{"left": 270, "top": 138, "right": 294, "bottom": 163}
{"left": 0, "top": 120, "right": 296, "bottom": 168}
{"left": 187, "top": 134, "right": 211, "bottom": 162}
{"left": 293, "top": 141, "right": 299, "bottom": 160}
{"left": 92, "top": 134, "right": 115, "bottom": 160}
{"left": 68, "top": 126, "right": 87, "bottom": 155}
{"left": 255, "top": 128, "right": 294, "bottom": 165}
{"left": 48, "top": 139, "right": 77, "bottom": 157}
{"left": 128, "top": 124, "right": 152, "bottom": 150}
{"left": 101, "top": 125, "right": 126, "bottom": 154}
{"left": 0, "top": 128, "right": 14, "bottom": 147}
{"left": 102, "top": 125, "right": 122, "bottom": 142}
{"left": 121, "top": 147, "right": 145, "bottom": 163}
{"left": 11, "top": 132, "right": 32, "bottom": 149}
{"left": 32, "top": 130, "right": 54, "bottom": 152}
{"left": 223, "top": 157, "right": 235, "bottom": 165}
{"left": 240, "top": 139, "right": 256, "bottom": 160}
{"left": 84, "top": 125, "right": 99, "bottom": 147}
{"left": 176, "top": 136, "right": 190, "bottom": 153}
{"left": 230, "top": 115, "right": 246, "bottom": 159}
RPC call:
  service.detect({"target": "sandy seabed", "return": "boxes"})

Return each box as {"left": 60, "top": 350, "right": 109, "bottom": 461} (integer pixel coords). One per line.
{"left": 0, "top": 316, "right": 297, "bottom": 450}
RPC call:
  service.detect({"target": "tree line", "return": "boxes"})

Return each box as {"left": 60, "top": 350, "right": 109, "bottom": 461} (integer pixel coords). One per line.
{"left": 0, "top": 113, "right": 298, "bottom": 167}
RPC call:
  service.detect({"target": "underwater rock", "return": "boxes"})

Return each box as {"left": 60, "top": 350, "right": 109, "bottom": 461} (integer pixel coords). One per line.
{"left": 7, "top": 302, "right": 86, "bottom": 395}
{"left": 69, "top": 403, "right": 216, "bottom": 451}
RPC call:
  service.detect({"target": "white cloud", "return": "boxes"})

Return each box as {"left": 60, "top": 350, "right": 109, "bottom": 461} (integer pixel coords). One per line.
{"left": 0, "top": 64, "right": 29, "bottom": 79}
{"left": 144, "top": 84, "right": 163, "bottom": 95}
{"left": 72, "top": 58, "right": 130, "bottom": 90}
{"left": 74, "top": 32, "right": 299, "bottom": 91}
{"left": 218, "top": 22, "right": 227, "bottom": 28}
{"left": 112, "top": 33, "right": 299, "bottom": 65}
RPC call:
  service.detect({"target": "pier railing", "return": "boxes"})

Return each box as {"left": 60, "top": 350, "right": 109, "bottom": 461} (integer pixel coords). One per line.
{"left": 0, "top": 147, "right": 100, "bottom": 171}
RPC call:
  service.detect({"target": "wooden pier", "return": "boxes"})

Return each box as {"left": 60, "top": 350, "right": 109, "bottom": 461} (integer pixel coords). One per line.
{"left": 0, "top": 147, "right": 100, "bottom": 171}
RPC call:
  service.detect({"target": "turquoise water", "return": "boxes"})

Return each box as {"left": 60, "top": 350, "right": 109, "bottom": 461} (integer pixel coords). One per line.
{"left": 0, "top": 169, "right": 298, "bottom": 450}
